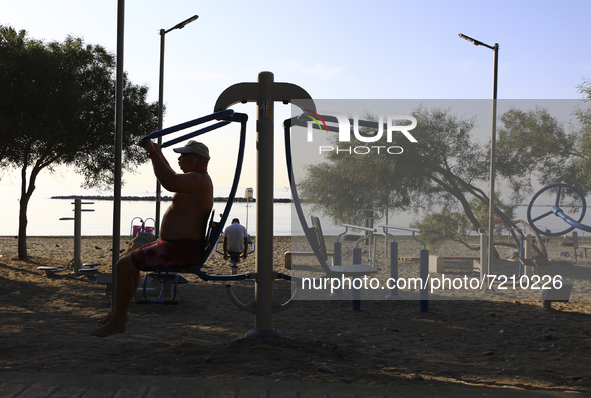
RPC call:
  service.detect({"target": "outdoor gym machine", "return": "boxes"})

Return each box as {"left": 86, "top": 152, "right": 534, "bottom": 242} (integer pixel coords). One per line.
{"left": 214, "top": 239, "right": 255, "bottom": 275}
{"left": 379, "top": 225, "right": 428, "bottom": 312}
{"left": 37, "top": 198, "right": 100, "bottom": 275}
{"left": 526, "top": 182, "right": 579, "bottom": 307}
{"left": 527, "top": 183, "right": 590, "bottom": 236}
{"left": 214, "top": 71, "right": 316, "bottom": 338}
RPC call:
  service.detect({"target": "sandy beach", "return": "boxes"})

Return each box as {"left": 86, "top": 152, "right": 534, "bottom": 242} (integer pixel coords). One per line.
{"left": 1, "top": 234, "right": 591, "bottom": 393}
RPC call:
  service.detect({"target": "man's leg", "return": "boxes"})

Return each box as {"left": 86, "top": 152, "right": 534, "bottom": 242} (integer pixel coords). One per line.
{"left": 229, "top": 251, "right": 241, "bottom": 264}
{"left": 90, "top": 254, "right": 139, "bottom": 337}
{"left": 97, "top": 260, "right": 139, "bottom": 324}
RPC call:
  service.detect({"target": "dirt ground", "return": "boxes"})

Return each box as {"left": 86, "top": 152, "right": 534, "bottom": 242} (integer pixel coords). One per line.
{"left": 1, "top": 235, "right": 590, "bottom": 394}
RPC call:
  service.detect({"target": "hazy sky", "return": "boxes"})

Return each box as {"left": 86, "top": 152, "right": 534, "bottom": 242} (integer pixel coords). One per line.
{"left": 2, "top": 0, "right": 590, "bottom": 193}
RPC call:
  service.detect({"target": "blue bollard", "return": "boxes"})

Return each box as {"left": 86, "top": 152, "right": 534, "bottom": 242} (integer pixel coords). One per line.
{"left": 330, "top": 241, "right": 348, "bottom": 298}
{"left": 419, "top": 248, "right": 429, "bottom": 312}
{"left": 352, "top": 247, "right": 362, "bottom": 310}
{"left": 333, "top": 241, "right": 342, "bottom": 266}
{"left": 386, "top": 241, "right": 403, "bottom": 299}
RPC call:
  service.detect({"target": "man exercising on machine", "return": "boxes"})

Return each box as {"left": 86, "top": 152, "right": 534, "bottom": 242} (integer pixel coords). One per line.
{"left": 90, "top": 140, "right": 213, "bottom": 337}
{"left": 223, "top": 218, "right": 249, "bottom": 263}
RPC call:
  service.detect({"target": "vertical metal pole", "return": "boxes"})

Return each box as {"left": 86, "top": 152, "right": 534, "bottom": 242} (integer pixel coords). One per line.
{"left": 248, "top": 71, "right": 279, "bottom": 337}
{"left": 330, "top": 241, "right": 346, "bottom": 298}
{"left": 479, "top": 229, "right": 489, "bottom": 280}
{"left": 352, "top": 248, "right": 362, "bottom": 311}
{"left": 524, "top": 234, "right": 533, "bottom": 277}
{"left": 386, "top": 241, "right": 403, "bottom": 299}
{"left": 384, "top": 210, "right": 389, "bottom": 258}
{"left": 245, "top": 197, "right": 249, "bottom": 232}
{"left": 419, "top": 248, "right": 429, "bottom": 312}
{"left": 112, "top": 0, "right": 125, "bottom": 311}
{"left": 155, "top": 29, "right": 165, "bottom": 238}
{"left": 245, "top": 187, "right": 253, "bottom": 232}
{"left": 487, "top": 44, "right": 499, "bottom": 277}
{"left": 73, "top": 199, "right": 82, "bottom": 272}
{"left": 333, "top": 241, "right": 342, "bottom": 266}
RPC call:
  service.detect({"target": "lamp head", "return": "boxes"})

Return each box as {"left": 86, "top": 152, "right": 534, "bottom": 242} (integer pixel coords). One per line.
{"left": 458, "top": 33, "right": 481, "bottom": 46}
{"left": 178, "top": 15, "right": 199, "bottom": 29}
{"left": 169, "top": 15, "right": 199, "bottom": 32}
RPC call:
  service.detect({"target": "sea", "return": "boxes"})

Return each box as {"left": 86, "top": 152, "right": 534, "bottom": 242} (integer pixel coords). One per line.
{"left": 0, "top": 183, "right": 418, "bottom": 237}
{"left": 1, "top": 182, "right": 589, "bottom": 239}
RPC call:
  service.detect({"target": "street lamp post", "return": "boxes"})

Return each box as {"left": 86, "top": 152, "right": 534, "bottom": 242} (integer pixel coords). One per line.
{"left": 155, "top": 15, "right": 199, "bottom": 237}
{"left": 459, "top": 33, "right": 499, "bottom": 276}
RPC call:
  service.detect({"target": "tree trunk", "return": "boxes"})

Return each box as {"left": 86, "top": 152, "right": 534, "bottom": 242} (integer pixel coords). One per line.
{"left": 17, "top": 195, "right": 30, "bottom": 259}
{"left": 17, "top": 163, "right": 41, "bottom": 260}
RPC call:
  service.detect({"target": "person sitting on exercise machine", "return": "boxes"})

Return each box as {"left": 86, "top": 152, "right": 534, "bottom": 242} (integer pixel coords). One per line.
{"left": 90, "top": 140, "right": 213, "bottom": 338}
{"left": 223, "top": 218, "right": 249, "bottom": 263}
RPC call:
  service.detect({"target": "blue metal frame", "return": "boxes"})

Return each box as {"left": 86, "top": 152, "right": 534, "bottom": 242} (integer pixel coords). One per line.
{"left": 527, "top": 183, "right": 589, "bottom": 236}
{"left": 282, "top": 118, "right": 334, "bottom": 275}
{"left": 136, "top": 110, "right": 250, "bottom": 304}
{"left": 214, "top": 240, "right": 256, "bottom": 273}
{"left": 282, "top": 116, "right": 429, "bottom": 312}
{"left": 140, "top": 109, "right": 235, "bottom": 144}
{"left": 282, "top": 118, "right": 382, "bottom": 311}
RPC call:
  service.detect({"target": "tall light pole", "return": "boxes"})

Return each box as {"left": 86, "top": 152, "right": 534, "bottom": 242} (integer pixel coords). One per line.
{"left": 112, "top": 0, "right": 126, "bottom": 311}
{"left": 155, "top": 15, "right": 199, "bottom": 237}
{"left": 459, "top": 33, "right": 499, "bottom": 275}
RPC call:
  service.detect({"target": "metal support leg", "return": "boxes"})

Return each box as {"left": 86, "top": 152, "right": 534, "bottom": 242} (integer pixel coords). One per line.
{"left": 386, "top": 241, "right": 403, "bottom": 299}
{"left": 73, "top": 199, "right": 82, "bottom": 273}
{"left": 245, "top": 72, "right": 281, "bottom": 338}
{"left": 352, "top": 248, "right": 362, "bottom": 311}
{"left": 420, "top": 249, "right": 429, "bottom": 312}
{"left": 331, "top": 241, "right": 347, "bottom": 298}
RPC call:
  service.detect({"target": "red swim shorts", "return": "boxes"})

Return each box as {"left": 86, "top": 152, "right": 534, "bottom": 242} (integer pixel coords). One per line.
{"left": 130, "top": 239, "right": 203, "bottom": 270}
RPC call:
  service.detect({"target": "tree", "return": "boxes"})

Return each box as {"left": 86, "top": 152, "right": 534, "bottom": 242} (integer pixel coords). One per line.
{"left": 299, "top": 107, "right": 492, "bottom": 224}
{"left": 496, "top": 85, "right": 591, "bottom": 205}
{"left": 298, "top": 106, "right": 524, "bottom": 257}
{"left": 491, "top": 84, "right": 591, "bottom": 254}
{"left": 496, "top": 106, "right": 582, "bottom": 196}
{"left": 299, "top": 91, "right": 591, "bottom": 260}
{"left": 573, "top": 78, "right": 591, "bottom": 188}
{"left": 298, "top": 129, "right": 396, "bottom": 225}
{"left": 0, "top": 26, "right": 159, "bottom": 259}
{"left": 410, "top": 197, "right": 516, "bottom": 253}
{"left": 409, "top": 207, "right": 473, "bottom": 252}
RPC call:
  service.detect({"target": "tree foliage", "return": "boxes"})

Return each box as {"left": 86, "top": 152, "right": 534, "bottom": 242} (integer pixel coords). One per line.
{"left": 299, "top": 106, "right": 507, "bottom": 227}
{"left": 0, "top": 26, "right": 159, "bottom": 258}
{"left": 409, "top": 207, "right": 473, "bottom": 252}
{"left": 299, "top": 89, "right": 591, "bottom": 259}
{"left": 496, "top": 107, "right": 581, "bottom": 199}
{"left": 298, "top": 106, "right": 526, "bottom": 257}
{"left": 573, "top": 79, "right": 591, "bottom": 189}
{"left": 497, "top": 83, "right": 591, "bottom": 198}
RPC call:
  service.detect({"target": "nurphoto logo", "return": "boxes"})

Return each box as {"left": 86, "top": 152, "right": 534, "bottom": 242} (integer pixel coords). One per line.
{"left": 305, "top": 111, "right": 418, "bottom": 155}
{"left": 302, "top": 109, "right": 329, "bottom": 134}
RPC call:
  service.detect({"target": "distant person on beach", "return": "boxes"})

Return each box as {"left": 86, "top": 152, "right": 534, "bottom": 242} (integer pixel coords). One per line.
{"left": 90, "top": 140, "right": 213, "bottom": 338}
{"left": 223, "top": 218, "right": 249, "bottom": 263}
